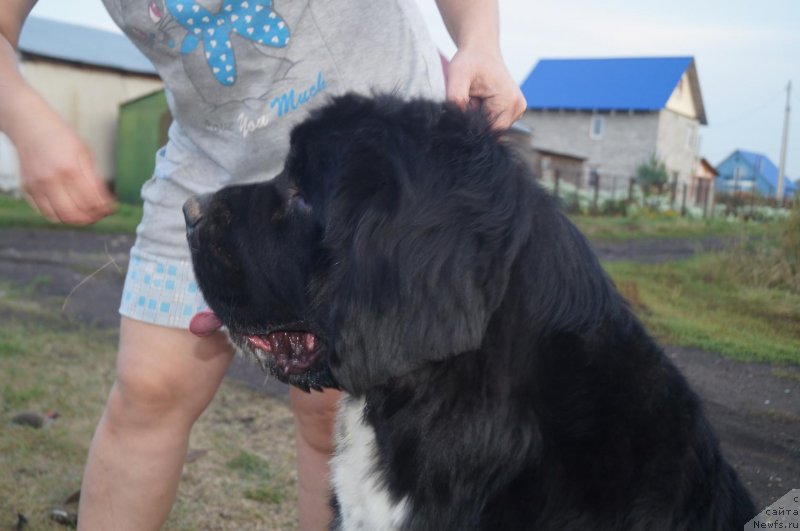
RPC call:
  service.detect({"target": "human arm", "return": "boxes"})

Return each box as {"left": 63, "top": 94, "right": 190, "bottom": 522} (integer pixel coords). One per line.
{"left": 434, "top": 0, "right": 526, "bottom": 130}
{"left": 0, "top": 1, "right": 114, "bottom": 225}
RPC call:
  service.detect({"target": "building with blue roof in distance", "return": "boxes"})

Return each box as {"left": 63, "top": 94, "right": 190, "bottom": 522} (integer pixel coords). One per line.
{"left": 716, "top": 150, "right": 796, "bottom": 199}
{"left": 518, "top": 57, "right": 709, "bottom": 205}
{"left": 0, "top": 17, "right": 162, "bottom": 193}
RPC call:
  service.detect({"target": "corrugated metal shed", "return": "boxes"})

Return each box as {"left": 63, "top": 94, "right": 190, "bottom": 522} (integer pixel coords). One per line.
{"left": 520, "top": 57, "right": 706, "bottom": 124}
{"left": 18, "top": 17, "right": 156, "bottom": 75}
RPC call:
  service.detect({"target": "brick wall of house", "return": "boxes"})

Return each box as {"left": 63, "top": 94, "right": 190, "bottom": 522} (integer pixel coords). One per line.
{"left": 521, "top": 109, "right": 699, "bottom": 201}
{"left": 520, "top": 110, "right": 660, "bottom": 187}
{"left": 656, "top": 109, "right": 698, "bottom": 193}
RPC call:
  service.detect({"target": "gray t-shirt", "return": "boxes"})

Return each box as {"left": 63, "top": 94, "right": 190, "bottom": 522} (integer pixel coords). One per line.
{"left": 103, "top": 0, "right": 445, "bottom": 184}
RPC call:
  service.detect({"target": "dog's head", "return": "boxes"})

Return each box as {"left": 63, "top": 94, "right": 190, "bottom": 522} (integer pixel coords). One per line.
{"left": 185, "top": 94, "right": 530, "bottom": 394}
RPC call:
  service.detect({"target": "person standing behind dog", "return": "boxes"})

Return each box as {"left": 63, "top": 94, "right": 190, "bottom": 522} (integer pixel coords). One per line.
{"left": 0, "top": 1, "right": 525, "bottom": 529}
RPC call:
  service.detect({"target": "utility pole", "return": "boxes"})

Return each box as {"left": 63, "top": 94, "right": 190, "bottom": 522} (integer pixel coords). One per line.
{"left": 777, "top": 80, "right": 791, "bottom": 202}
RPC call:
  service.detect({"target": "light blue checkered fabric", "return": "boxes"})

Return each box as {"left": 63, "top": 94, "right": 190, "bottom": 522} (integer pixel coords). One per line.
{"left": 119, "top": 249, "right": 208, "bottom": 329}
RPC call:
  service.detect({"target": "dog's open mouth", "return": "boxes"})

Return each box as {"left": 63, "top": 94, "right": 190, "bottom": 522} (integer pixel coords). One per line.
{"left": 244, "top": 331, "right": 322, "bottom": 374}
{"left": 189, "top": 310, "right": 323, "bottom": 375}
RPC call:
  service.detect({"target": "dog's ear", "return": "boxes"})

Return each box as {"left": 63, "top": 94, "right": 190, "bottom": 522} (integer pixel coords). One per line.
{"left": 319, "top": 135, "right": 530, "bottom": 394}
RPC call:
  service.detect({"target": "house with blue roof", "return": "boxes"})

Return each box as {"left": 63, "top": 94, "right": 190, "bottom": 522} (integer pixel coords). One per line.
{"left": 0, "top": 17, "right": 162, "bottom": 193}
{"left": 716, "top": 150, "right": 796, "bottom": 199}
{"left": 518, "top": 57, "right": 708, "bottom": 204}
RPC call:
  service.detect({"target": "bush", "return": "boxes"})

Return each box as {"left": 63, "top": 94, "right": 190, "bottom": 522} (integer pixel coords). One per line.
{"left": 708, "top": 202, "right": 800, "bottom": 294}
{"left": 600, "top": 198, "right": 630, "bottom": 217}
{"left": 636, "top": 155, "right": 669, "bottom": 195}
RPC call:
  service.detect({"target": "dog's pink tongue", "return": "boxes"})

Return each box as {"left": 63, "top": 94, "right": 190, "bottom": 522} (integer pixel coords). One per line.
{"left": 189, "top": 310, "right": 223, "bottom": 337}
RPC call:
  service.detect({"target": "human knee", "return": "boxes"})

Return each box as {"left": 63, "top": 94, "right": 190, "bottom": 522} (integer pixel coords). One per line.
{"left": 106, "top": 359, "right": 190, "bottom": 428}
{"left": 107, "top": 320, "right": 234, "bottom": 428}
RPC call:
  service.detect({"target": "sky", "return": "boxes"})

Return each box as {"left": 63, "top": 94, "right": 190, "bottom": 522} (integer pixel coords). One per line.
{"left": 29, "top": 0, "right": 800, "bottom": 178}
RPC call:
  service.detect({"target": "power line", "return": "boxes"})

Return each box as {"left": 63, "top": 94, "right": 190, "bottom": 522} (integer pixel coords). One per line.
{"left": 711, "top": 88, "right": 785, "bottom": 127}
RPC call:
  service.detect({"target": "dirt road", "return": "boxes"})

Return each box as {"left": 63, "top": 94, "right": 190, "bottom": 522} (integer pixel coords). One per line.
{"left": 1, "top": 227, "right": 797, "bottom": 509}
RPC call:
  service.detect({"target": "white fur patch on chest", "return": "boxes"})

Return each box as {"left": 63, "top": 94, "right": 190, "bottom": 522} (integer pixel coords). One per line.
{"left": 331, "top": 395, "right": 409, "bottom": 530}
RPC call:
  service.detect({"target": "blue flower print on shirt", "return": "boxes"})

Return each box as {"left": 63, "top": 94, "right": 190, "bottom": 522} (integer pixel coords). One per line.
{"left": 166, "top": 0, "right": 291, "bottom": 86}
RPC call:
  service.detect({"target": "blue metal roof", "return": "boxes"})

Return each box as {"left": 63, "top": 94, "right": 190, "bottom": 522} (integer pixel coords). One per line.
{"left": 734, "top": 150, "right": 796, "bottom": 194}
{"left": 19, "top": 17, "right": 157, "bottom": 75}
{"left": 521, "top": 57, "right": 697, "bottom": 115}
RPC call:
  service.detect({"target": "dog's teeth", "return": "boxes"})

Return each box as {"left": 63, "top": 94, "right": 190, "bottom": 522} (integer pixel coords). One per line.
{"left": 247, "top": 335, "right": 272, "bottom": 352}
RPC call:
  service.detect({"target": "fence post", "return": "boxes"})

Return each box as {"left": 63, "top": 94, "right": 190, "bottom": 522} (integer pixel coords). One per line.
{"left": 670, "top": 180, "right": 677, "bottom": 210}
{"left": 702, "top": 181, "right": 709, "bottom": 219}
{"left": 628, "top": 177, "right": 635, "bottom": 202}
{"left": 680, "top": 183, "right": 687, "bottom": 217}
{"left": 554, "top": 171, "right": 560, "bottom": 198}
{"left": 592, "top": 175, "right": 600, "bottom": 214}
{"left": 709, "top": 184, "right": 716, "bottom": 219}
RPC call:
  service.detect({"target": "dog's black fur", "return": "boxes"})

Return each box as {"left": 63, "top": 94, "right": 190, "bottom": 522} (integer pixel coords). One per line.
{"left": 186, "top": 94, "right": 755, "bottom": 529}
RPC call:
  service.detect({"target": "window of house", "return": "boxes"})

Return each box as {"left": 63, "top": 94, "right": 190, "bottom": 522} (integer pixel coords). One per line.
{"left": 590, "top": 115, "right": 605, "bottom": 139}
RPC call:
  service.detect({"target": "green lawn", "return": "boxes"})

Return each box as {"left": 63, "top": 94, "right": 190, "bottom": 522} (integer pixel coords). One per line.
{"left": 605, "top": 254, "right": 800, "bottom": 365}
{"left": 598, "top": 206, "right": 799, "bottom": 364}
{"left": 572, "top": 212, "right": 781, "bottom": 242}
{"left": 0, "top": 195, "right": 142, "bottom": 234}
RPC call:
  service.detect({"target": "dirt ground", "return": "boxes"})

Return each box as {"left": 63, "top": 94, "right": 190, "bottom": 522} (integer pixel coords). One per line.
{"left": 1, "top": 227, "right": 798, "bottom": 511}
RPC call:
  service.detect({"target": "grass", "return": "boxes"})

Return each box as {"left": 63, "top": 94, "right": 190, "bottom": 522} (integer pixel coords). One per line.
{"left": 227, "top": 450, "right": 276, "bottom": 480}
{"left": 227, "top": 451, "right": 287, "bottom": 504}
{"left": 0, "top": 282, "right": 299, "bottom": 530}
{"left": 572, "top": 212, "right": 781, "bottom": 242}
{"left": 0, "top": 195, "right": 142, "bottom": 234}
{"left": 1, "top": 192, "right": 782, "bottom": 244}
{"left": 605, "top": 254, "right": 800, "bottom": 364}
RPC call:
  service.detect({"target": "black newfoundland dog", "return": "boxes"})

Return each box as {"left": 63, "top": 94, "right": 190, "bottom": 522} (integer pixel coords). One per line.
{"left": 184, "top": 94, "right": 755, "bottom": 530}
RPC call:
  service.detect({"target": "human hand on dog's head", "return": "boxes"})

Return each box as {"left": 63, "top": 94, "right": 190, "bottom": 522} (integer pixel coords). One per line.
{"left": 445, "top": 46, "right": 527, "bottom": 131}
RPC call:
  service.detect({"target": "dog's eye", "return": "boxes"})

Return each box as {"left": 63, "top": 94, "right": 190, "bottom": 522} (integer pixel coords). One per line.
{"left": 288, "top": 186, "right": 310, "bottom": 212}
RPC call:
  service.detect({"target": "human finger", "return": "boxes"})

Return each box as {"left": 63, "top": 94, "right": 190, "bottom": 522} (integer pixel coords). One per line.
{"left": 486, "top": 90, "right": 527, "bottom": 130}
{"left": 71, "top": 151, "right": 116, "bottom": 219}
{"left": 44, "top": 181, "right": 96, "bottom": 225}
{"left": 445, "top": 65, "right": 474, "bottom": 110}
{"left": 22, "top": 190, "right": 59, "bottom": 223}
{"left": 27, "top": 183, "right": 95, "bottom": 225}
{"left": 482, "top": 97, "right": 514, "bottom": 130}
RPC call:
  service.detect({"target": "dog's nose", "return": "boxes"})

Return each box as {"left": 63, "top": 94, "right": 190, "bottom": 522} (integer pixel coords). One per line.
{"left": 183, "top": 194, "right": 212, "bottom": 228}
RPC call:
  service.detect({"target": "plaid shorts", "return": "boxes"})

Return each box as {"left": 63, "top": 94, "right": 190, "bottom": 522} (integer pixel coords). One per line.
{"left": 119, "top": 249, "right": 209, "bottom": 329}
{"left": 116, "top": 133, "right": 241, "bottom": 330}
